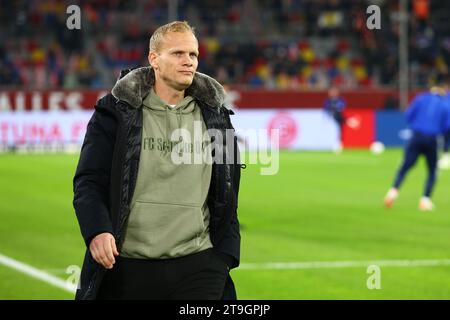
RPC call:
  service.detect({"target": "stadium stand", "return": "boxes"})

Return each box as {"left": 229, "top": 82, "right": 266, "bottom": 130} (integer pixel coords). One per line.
{"left": 1, "top": 0, "right": 449, "bottom": 89}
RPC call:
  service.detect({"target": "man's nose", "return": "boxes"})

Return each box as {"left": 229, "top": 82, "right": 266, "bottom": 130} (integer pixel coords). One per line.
{"left": 182, "top": 55, "right": 193, "bottom": 66}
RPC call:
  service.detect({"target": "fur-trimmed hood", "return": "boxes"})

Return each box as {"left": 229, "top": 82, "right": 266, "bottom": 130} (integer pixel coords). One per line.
{"left": 111, "top": 66, "right": 226, "bottom": 111}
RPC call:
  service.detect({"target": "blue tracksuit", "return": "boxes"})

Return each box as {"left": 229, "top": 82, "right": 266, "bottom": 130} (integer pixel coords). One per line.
{"left": 324, "top": 97, "right": 346, "bottom": 126}
{"left": 444, "top": 94, "right": 450, "bottom": 152}
{"left": 393, "top": 91, "right": 449, "bottom": 197}
{"left": 324, "top": 97, "right": 346, "bottom": 141}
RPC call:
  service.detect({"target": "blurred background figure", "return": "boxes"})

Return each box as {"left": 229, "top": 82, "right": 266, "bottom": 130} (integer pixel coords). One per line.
{"left": 323, "top": 86, "right": 346, "bottom": 152}
{"left": 384, "top": 81, "right": 450, "bottom": 211}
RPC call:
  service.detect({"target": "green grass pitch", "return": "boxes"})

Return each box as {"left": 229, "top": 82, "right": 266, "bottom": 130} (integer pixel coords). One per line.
{"left": 1, "top": 149, "right": 450, "bottom": 299}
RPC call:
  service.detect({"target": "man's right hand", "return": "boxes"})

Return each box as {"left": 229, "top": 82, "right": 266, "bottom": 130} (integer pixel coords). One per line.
{"left": 89, "top": 233, "right": 119, "bottom": 269}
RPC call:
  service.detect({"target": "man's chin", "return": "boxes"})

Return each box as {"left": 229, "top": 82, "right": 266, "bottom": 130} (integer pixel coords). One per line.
{"left": 176, "top": 78, "right": 194, "bottom": 90}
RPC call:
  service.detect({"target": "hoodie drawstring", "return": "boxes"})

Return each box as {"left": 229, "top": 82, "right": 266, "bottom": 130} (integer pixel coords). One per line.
{"left": 177, "top": 108, "right": 183, "bottom": 156}
{"left": 165, "top": 107, "right": 169, "bottom": 143}
{"left": 164, "top": 106, "right": 184, "bottom": 156}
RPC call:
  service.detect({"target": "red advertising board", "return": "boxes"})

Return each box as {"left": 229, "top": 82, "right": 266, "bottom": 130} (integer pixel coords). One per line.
{"left": 0, "top": 90, "right": 107, "bottom": 111}
{"left": 0, "top": 89, "right": 422, "bottom": 111}
{"left": 342, "top": 109, "right": 375, "bottom": 148}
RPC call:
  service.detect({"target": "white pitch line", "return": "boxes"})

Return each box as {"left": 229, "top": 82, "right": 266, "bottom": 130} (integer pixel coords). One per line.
{"left": 0, "top": 253, "right": 76, "bottom": 294}
{"left": 239, "top": 259, "right": 450, "bottom": 270}
{"left": 2, "top": 252, "right": 450, "bottom": 294}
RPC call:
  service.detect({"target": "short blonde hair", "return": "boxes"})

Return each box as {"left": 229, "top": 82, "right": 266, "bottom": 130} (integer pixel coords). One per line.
{"left": 149, "top": 21, "right": 196, "bottom": 53}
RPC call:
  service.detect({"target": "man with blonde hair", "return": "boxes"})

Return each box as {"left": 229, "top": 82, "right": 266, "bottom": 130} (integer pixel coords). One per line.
{"left": 73, "top": 21, "right": 241, "bottom": 300}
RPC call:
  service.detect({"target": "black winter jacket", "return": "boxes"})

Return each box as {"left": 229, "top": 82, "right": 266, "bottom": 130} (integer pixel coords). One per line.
{"left": 73, "top": 67, "right": 241, "bottom": 300}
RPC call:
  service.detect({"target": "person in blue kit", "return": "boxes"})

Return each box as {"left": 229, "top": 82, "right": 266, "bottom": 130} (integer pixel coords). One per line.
{"left": 384, "top": 84, "right": 450, "bottom": 211}
{"left": 323, "top": 86, "right": 346, "bottom": 152}
{"left": 438, "top": 92, "right": 450, "bottom": 169}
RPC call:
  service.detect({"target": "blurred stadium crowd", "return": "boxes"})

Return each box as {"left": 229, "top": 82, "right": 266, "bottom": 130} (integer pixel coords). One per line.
{"left": 1, "top": 0, "right": 450, "bottom": 90}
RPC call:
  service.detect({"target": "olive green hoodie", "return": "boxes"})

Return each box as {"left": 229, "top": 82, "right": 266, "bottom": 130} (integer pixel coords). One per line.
{"left": 120, "top": 89, "right": 213, "bottom": 259}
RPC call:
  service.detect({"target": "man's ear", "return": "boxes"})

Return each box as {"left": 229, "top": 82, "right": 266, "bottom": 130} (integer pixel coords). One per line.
{"left": 149, "top": 52, "right": 158, "bottom": 70}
